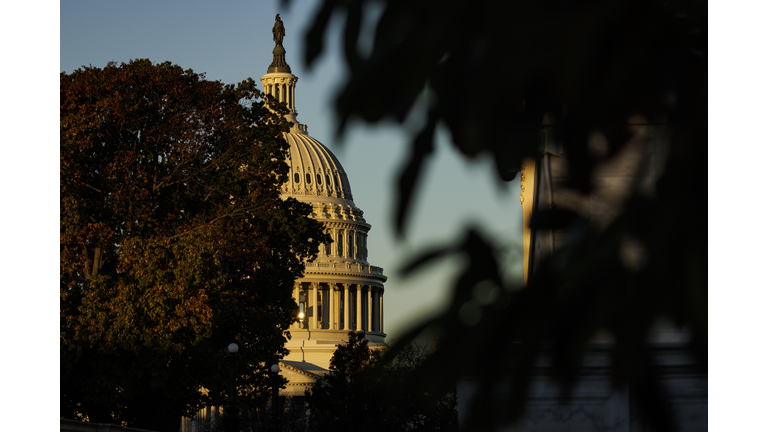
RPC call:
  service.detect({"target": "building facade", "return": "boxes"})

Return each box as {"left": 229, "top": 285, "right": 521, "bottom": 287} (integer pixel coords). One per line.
{"left": 260, "top": 16, "right": 387, "bottom": 397}
{"left": 180, "top": 18, "right": 387, "bottom": 432}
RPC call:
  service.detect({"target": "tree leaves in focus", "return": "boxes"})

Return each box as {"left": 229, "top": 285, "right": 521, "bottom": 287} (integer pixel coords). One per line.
{"left": 295, "top": 1, "right": 707, "bottom": 431}
{"left": 60, "top": 59, "right": 329, "bottom": 432}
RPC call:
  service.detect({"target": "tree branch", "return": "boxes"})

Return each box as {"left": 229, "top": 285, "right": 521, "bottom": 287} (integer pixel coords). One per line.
{"left": 166, "top": 196, "right": 271, "bottom": 240}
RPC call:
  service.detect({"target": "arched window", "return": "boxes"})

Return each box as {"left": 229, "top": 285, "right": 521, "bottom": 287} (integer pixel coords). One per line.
{"left": 316, "top": 173, "right": 322, "bottom": 185}
{"left": 282, "top": 84, "right": 287, "bottom": 103}
{"left": 306, "top": 173, "right": 312, "bottom": 184}
{"left": 294, "top": 172, "right": 300, "bottom": 183}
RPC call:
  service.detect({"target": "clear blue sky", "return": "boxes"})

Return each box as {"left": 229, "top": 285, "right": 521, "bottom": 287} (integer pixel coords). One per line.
{"left": 60, "top": 0, "right": 524, "bottom": 341}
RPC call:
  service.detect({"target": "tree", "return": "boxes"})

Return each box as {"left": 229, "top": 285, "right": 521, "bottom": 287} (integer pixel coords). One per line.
{"left": 305, "top": 332, "right": 457, "bottom": 432}
{"left": 305, "top": 332, "right": 379, "bottom": 432}
{"left": 60, "top": 59, "right": 330, "bottom": 432}
{"left": 296, "top": 1, "right": 706, "bottom": 431}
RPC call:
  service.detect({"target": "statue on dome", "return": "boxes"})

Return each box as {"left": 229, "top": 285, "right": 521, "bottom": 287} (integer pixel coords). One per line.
{"left": 273, "top": 14, "right": 286, "bottom": 45}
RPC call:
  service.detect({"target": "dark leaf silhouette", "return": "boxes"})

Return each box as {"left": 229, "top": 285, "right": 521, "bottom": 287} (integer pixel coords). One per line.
{"left": 298, "top": 0, "right": 707, "bottom": 430}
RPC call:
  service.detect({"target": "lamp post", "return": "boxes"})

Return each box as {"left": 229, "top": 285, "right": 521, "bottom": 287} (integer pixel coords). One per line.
{"left": 269, "top": 363, "right": 281, "bottom": 432}
{"left": 298, "top": 291, "right": 307, "bottom": 329}
{"left": 222, "top": 343, "right": 240, "bottom": 432}
{"left": 298, "top": 302, "right": 305, "bottom": 328}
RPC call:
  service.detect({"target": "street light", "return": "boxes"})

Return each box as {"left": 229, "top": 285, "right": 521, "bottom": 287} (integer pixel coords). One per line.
{"left": 298, "top": 291, "right": 307, "bottom": 328}
{"left": 269, "top": 363, "right": 281, "bottom": 432}
{"left": 222, "top": 343, "right": 240, "bottom": 432}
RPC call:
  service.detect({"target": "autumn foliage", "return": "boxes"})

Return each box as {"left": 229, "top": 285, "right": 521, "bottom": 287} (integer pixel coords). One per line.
{"left": 60, "top": 59, "right": 328, "bottom": 431}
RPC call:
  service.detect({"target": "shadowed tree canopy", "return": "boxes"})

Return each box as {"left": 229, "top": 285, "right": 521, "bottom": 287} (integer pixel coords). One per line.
{"left": 306, "top": 332, "right": 458, "bottom": 432}
{"left": 290, "top": 0, "right": 707, "bottom": 431}
{"left": 60, "top": 59, "right": 329, "bottom": 432}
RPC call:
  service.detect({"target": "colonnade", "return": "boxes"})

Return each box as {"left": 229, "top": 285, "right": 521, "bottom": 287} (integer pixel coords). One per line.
{"left": 322, "top": 228, "right": 367, "bottom": 260}
{"left": 264, "top": 79, "right": 297, "bottom": 112}
{"left": 292, "top": 282, "right": 384, "bottom": 334}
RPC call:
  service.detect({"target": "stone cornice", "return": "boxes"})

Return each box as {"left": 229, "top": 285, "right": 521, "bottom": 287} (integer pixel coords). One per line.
{"left": 279, "top": 361, "right": 320, "bottom": 379}
{"left": 285, "top": 382, "right": 313, "bottom": 388}
{"left": 285, "top": 186, "right": 354, "bottom": 201}
{"left": 316, "top": 220, "right": 371, "bottom": 231}
{"left": 288, "top": 348, "right": 338, "bottom": 354}
{"left": 298, "top": 274, "right": 387, "bottom": 288}
{"left": 301, "top": 274, "right": 387, "bottom": 285}
{"left": 302, "top": 261, "right": 387, "bottom": 283}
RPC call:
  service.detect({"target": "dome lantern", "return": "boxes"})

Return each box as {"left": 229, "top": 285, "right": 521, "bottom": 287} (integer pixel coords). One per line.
{"left": 260, "top": 14, "right": 302, "bottom": 133}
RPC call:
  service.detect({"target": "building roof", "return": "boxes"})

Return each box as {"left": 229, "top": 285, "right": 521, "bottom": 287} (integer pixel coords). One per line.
{"left": 280, "top": 132, "right": 356, "bottom": 207}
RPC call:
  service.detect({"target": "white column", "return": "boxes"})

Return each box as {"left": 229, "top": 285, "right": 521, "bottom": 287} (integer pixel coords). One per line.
{"left": 293, "top": 283, "right": 300, "bottom": 330}
{"left": 343, "top": 283, "right": 350, "bottom": 330}
{"left": 355, "top": 284, "right": 362, "bottom": 331}
{"left": 372, "top": 286, "right": 379, "bottom": 333}
{"left": 320, "top": 284, "right": 326, "bottom": 329}
{"left": 369, "top": 286, "right": 376, "bottom": 332}
{"left": 311, "top": 282, "right": 317, "bottom": 330}
{"left": 336, "top": 229, "right": 341, "bottom": 257}
{"left": 367, "top": 286, "right": 372, "bottom": 332}
{"left": 379, "top": 288, "right": 384, "bottom": 333}
{"left": 335, "top": 287, "right": 340, "bottom": 329}
{"left": 329, "top": 283, "right": 336, "bottom": 330}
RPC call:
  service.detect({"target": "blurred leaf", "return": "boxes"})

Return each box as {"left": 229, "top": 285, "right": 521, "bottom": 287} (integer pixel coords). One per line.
{"left": 394, "top": 107, "right": 438, "bottom": 236}
{"left": 298, "top": 0, "right": 707, "bottom": 430}
{"left": 303, "top": 0, "right": 338, "bottom": 69}
{"left": 528, "top": 207, "right": 583, "bottom": 230}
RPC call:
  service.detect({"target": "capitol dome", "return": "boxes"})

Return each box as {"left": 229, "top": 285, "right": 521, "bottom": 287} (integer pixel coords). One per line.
{"left": 281, "top": 132, "right": 355, "bottom": 207}
{"left": 260, "top": 16, "right": 387, "bottom": 397}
